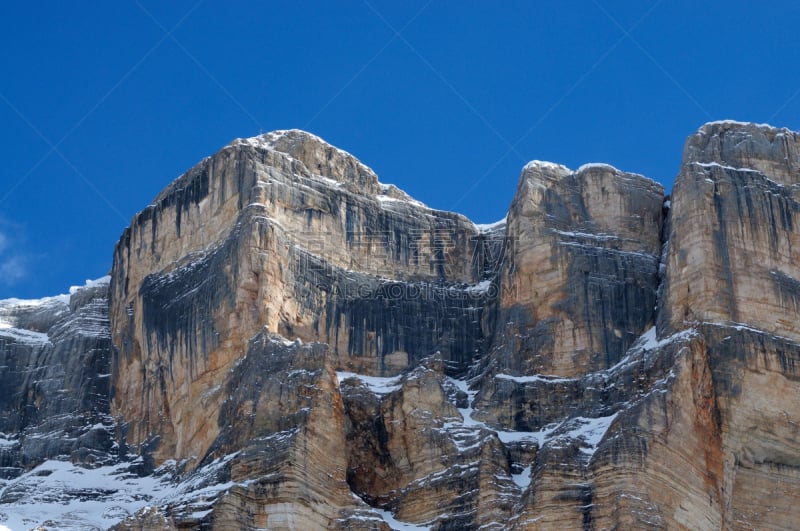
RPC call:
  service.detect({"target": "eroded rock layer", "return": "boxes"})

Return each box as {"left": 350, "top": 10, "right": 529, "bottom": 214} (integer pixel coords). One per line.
{"left": 109, "top": 131, "right": 498, "bottom": 468}
{"left": 661, "top": 121, "right": 800, "bottom": 340}
{"left": 0, "top": 280, "right": 114, "bottom": 478}
{"left": 1, "top": 121, "right": 799, "bottom": 530}
{"left": 486, "top": 160, "right": 665, "bottom": 380}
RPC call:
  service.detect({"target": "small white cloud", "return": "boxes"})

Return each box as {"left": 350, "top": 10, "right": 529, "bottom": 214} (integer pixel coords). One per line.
{"left": 0, "top": 254, "right": 26, "bottom": 284}
{"left": 0, "top": 228, "right": 28, "bottom": 286}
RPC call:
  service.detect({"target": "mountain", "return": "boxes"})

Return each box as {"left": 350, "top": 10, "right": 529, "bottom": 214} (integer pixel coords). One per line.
{"left": 1, "top": 121, "right": 799, "bottom": 530}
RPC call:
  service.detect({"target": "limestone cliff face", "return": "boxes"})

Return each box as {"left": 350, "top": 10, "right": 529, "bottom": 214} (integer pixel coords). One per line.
{"left": 647, "top": 120, "right": 800, "bottom": 529}
{"left": 109, "top": 130, "right": 496, "bottom": 468}
{"left": 1, "top": 121, "right": 799, "bottom": 530}
{"left": 661, "top": 121, "right": 800, "bottom": 340}
{"left": 487, "top": 161, "right": 664, "bottom": 379}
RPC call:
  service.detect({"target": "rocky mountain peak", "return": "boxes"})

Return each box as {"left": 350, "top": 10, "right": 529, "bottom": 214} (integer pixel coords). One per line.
{"left": 683, "top": 119, "right": 800, "bottom": 184}
{"left": 231, "top": 129, "right": 381, "bottom": 193}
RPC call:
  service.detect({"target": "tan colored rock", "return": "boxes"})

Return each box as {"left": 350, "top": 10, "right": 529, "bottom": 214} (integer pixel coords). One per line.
{"left": 662, "top": 121, "right": 800, "bottom": 340}
{"left": 339, "top": 360, "right": 520, "bottom": 529}
{"left": 94, "top": 122, "right": 800, "bottom": 530}
{"left": 109, "top": 130, "right": 491, "bottom": 468}
{"left": 487, "top": 161, "right": 664, "bottom": 378}
{"left": 683, "top": 120, "right": 800, "bottom": 183}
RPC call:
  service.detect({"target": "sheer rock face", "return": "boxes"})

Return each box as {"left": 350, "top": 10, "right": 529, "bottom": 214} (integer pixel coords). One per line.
{"left": 109, "top": 130, "right": 497, "bottom": 467}
{"left": 178, "top": 334, "right": 355, "bottom": 530}
{"left": 487, "top": 161, "right": 664, "bottom": 379}
{"left": 661, "top": 121, "right": 800, "bottom": 341}
{"left": 683, "top": 120, "right": 800, "bottom": 183}
{"left": 2, "top": 122, "right": 800, "bottom": 530}
{"left": 675, "top": 123, "right": 800, "bottom": 325}
{"left": 0, "top": 281, "right": 113, "bottom": 478}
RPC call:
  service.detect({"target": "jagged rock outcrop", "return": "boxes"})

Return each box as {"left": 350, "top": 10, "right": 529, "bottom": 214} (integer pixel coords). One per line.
{"left": 1, "top": 121, "right": 799, "bottom": 530}
{"left": 0, "top": 280, "right": 114, "bottom": 477}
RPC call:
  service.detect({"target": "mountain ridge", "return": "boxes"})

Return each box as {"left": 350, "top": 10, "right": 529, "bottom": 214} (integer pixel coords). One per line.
{"left": 1, "top": 121, "right": 799, "bottom": 530}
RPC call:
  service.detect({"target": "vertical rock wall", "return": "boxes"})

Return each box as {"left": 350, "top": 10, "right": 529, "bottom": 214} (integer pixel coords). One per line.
{"left": 109, "top": 130, "right": 498, "bottom": 469}
{"left": 662, "top": 121, "right": 800, "bottom": 340}
{"left": 486, "top": 161, "right": 664, "bottom": 378}
{"left": 0, "top": 281, "right": 114, "bottom": 477}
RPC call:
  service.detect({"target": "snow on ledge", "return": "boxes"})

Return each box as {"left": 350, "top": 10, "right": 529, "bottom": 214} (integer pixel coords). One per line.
{"left": 0, "top": 324, "right": 51, "bottom": 345}
{"left": 373, "top": 507, "right": 429, "bottom": 530}
{"left": 550, "top": 229, "right": 620, "bottom": 241}
{"left": 700, "top": 119, "right": 780, "bottom": 131}
{"left": 690, "top": 161, "right": 764, "bottom": 175}
{"left": 523, "top": 160, "right": 571, "bottom": 173}
{"left": 576, "top": 162, "right": 618, "bottom": 173}
{"left": 474, "top": 216, "right": 507, "bottom": 232}
{"left": 69, "top": 275, "right": 111, "bottom": 294}
{"left": 375, "top": 194, "right": 429, "bottom": 209}
{"left": 495, "top": 373, "right": 576, "bottom": 384}
{"left": 336, "top": 371, "right": 403, "bottom": 395}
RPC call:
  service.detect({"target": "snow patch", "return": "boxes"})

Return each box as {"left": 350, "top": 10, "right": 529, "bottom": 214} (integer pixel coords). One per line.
{"left": 445, "top": 377, "right": 560, "bottom": 450}
{"left": 564, "top": 414, "right": 619, "bottom": 457}
{"left": 495, "top": 424, "right": 558, "bottom": 448}
{"left": 603, "top": 327, "right": 697, "bottom": 376}
{"left": 69, "top": 275, "right": 111, "bottom": 295}
{"left": 495, "top": 373, "right": 576, "bottom": 384}
{"left": 0, "top": 459, "right": 166, "bottom": 530}
{"left": 445, "top": 377, "right": 618, "bottom": 457}
{"left": 474, "top": 217, "right": 507, "bottom": 232}
{"left": 636, "top": 326, "right": 694, "bottom": 351}
{"left": 0, "top": 293, "right": 69, "bottom": 309}
{"left": 511, "top": 465, "right": 532, "bottom": 489}
{"left": 0, "top": 450, "right": 253, "bottom": 530}
{"left": 0, "top": 324, "right": 51, "bottom": 345}
{"left": 337, "top": 371, "right": 403, "bottom": 395}
{"left": 466, "top": 280, "right": 493, "bottom": 294}
{"left": 576, "top": 162, "right": 616, "bottom": 173}
{"left": 373, "top": 507, "right": 430, "bottom": 530}
{"left": 523, "top": 160, "right": 570, "bottom": 173}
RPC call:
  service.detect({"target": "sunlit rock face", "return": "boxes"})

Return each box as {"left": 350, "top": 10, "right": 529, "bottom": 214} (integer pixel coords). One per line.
{"left": 108, "top": 130, "right": 499, "bottom": 469}
{"left": 484, "top": 160, "right": 665, "bottom": 380}
{"left": 1, "top": 122, "right": 799, "bottom": 530}
{"left": 661, "top": 121, "right": 800, "bottom": 340}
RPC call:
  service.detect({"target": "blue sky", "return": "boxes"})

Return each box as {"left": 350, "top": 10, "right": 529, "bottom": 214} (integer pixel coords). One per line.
{"left": 1, "top": 1, "right": 799, "bottom": 298}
